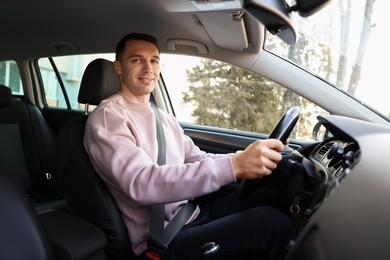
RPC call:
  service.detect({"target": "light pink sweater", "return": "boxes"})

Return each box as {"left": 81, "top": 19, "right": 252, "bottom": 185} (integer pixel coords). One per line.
{"left": 84, "top": 92, "right": 236, "bottom": 255}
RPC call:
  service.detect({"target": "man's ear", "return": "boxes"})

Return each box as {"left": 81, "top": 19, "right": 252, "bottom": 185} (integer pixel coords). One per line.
{"left": 113, "top": 60, "right": 122, "bottom": 75}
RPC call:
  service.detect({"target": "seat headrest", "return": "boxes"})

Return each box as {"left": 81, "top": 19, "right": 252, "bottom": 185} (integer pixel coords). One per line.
{"left": 78, "top": 58, "right": 119, "bottom": 106}
{"left": 0, "top": 85, "right": 12, "bottom": 108}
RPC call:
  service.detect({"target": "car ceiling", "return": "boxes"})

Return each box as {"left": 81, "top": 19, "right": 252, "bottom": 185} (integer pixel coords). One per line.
{"left": 1, "top": 0, "right": 264, "bottom": 62}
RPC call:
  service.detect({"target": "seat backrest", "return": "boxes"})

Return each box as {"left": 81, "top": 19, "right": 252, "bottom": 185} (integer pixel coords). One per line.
{"left": 58, "top": 58, "right": 134, "bottom": 260}
{"left": 0, "top": 155, "right": 54, "bottom": 260}
{"left": 0, "top": 86, "right": 30, "bottom": 189}
{"left": 0, "top": 84, "right": 64, "bottom": 212}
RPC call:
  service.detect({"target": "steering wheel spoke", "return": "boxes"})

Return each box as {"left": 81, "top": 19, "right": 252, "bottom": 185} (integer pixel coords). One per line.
{"left": 238, "top": 106, "right": 301, "bottom": 200}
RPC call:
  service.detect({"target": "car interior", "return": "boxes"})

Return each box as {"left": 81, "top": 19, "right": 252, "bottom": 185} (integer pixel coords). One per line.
{"left": 1, "top": 0, "right": 390, "bottom": 259}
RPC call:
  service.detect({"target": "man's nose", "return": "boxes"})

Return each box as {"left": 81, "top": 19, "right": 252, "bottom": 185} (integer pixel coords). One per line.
{"left": 142, "top": 61, "right": 153, "bottom": 72}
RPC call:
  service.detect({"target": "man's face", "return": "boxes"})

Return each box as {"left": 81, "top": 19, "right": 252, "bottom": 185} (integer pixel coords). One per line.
{"left": 114, "top": 39, "right": 160, "bottom": 102}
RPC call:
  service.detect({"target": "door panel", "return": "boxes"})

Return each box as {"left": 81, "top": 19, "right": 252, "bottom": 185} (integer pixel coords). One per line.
{"left": 180, "top": 122, "right": 317, "bottom": 155}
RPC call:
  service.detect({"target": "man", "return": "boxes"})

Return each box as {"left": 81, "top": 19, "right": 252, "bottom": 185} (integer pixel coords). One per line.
{"left": 84, "top": 33, "right": 295, "bottom": 259}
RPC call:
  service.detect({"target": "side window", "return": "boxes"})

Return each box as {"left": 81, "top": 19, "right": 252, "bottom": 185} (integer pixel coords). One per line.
{"left": 0, "top": 60, "right": 23, "bottom": 95}
{"left": 160, "top": 54, "right": 327, "bottom": 141}
{"left": 38, "top": 54, "right": 115, "bottom": 110}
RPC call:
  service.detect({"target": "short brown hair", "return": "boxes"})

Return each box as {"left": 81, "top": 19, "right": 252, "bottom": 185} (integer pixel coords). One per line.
{"left": 115, "top": 33, "right": 159, "bottom": 60}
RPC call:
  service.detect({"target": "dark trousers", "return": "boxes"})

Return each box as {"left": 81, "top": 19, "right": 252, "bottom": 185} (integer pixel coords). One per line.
{"left": 161, "top": 189, "right": 295, "bottom": 260}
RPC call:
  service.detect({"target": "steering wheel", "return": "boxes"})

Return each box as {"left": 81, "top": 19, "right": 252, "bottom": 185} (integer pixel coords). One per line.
{"left": 238, "top": 106, "right": 301, "bottom": 200}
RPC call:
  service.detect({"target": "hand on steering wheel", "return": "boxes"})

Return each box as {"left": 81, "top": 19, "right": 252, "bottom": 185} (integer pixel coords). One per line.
{"left": 238, "top": 106, "right": 301, "bottom": 200}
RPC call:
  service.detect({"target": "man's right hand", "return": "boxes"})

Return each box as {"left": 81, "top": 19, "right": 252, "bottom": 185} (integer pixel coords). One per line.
{"left": 232, "top": 139, "right": 284, "bottom": 180}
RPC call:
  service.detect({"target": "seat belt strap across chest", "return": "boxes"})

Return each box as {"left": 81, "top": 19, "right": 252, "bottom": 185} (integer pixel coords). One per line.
{"left": 147, "top": 94, "right": 196, "bottom": 258}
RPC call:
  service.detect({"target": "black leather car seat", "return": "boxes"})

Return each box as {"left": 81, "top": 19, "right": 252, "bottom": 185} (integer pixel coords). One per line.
{"left": 0, "top": 155, "right": 54, "bottom": 260}
{"left": 0, "top": 84, "right": 65, "bottom": 212}
{"left": 0, "top": 150, "right": 108, "bottom": 260}
{"left": 58, "top": 58, "right": 134, "bottom": 260}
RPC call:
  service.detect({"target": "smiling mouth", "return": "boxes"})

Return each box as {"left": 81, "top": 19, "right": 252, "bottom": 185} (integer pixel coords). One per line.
{"left": 139, "top": 76, "right": 155, "bottom": 83}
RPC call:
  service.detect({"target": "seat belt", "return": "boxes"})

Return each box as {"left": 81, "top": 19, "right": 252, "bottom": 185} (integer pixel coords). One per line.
{"left": 147, "top": 94, "right": 196, "bottom": 259}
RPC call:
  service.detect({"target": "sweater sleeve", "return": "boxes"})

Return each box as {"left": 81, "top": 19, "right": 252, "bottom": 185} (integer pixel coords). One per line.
{"left": 84, "top": 101, "right": 236, "bottom": 206}
{"left": 166, "top": 113, "right": 237, "bottom": 163}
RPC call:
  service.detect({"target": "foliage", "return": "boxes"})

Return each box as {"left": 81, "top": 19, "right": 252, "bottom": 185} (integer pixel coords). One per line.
{"left": 182, "top": 0, "right": 376, "bottom": 137}
{"left": 183, "top": 59, "right": 286, "bottom": 133}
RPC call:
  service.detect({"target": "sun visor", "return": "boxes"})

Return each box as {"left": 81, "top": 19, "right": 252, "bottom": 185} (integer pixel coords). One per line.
{"left": 152, "top": 0, "right": 242, "bottom": 13}
{"left": 197, "top": 12, "right": 248, "bottom": 51}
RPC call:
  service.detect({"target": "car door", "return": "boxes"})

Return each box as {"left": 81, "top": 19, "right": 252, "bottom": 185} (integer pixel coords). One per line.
{"left": 160, "top": 54, "right": 323, "bottom": 158}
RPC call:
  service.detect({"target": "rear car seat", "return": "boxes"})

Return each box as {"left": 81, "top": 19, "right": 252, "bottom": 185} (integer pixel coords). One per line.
{"left": 0, "top": 154, "right": 54, "bottom": 260}
{"left": 0, "top": 85, "right": 109, "bottom": 259}
{"left": 0, "top": 153, "right": 108, "bottom": 260}
{"left": 0, "top": 84, "right": 65, "bottom": 212}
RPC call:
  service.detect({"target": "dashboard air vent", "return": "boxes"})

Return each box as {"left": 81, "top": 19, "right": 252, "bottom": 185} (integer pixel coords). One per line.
{"left": 315, "top": 141, "right": 334, "bottom": 160}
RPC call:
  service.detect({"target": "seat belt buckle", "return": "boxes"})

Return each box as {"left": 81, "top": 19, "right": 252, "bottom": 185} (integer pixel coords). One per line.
{"left": 146, "top": 251, "right": 161, "bottom": 260}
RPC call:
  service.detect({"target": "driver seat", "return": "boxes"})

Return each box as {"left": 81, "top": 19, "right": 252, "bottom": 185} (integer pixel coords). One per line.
{"left": 57, "top": 58, "right": 135, "bottom": 260}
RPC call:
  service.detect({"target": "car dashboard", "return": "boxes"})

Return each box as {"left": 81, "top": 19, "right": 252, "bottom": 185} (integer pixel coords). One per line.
{"left": 312, "top": 138, "right": 360, "bottom": 184}
{"left": 285, "top": 114, "right": 390, "bottom": 260}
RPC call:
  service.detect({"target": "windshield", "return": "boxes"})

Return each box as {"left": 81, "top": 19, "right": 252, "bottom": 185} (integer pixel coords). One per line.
{"left": 264, "top": 0, "right": 389, "bottom": 119}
